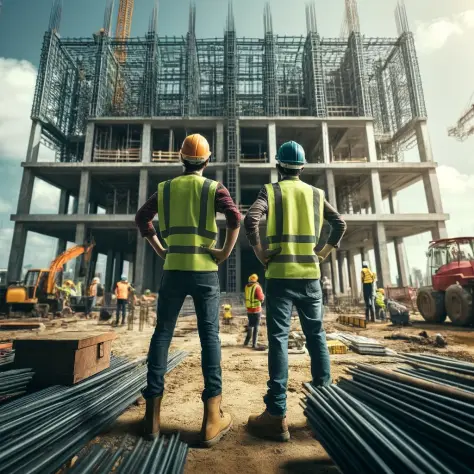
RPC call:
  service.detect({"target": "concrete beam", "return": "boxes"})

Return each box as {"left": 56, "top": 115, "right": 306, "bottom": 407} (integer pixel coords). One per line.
{"left": 322, "top": 122, "right": 330, "bottom": 164}
{"left": 416, "top": 120, "right": 433, "bottom": 162}
{"left": 26, "top": 121, "right": 42, "bottom": 163}
{"left": 77, "top": 171, "right": 91, "bottom": 215}
{"left": 7, "top": 223, "right": 27, "bottom": 282}
{"left": 141, "top": 123, "right": 151, "bottom": 163}
{"left": 394, "top": 237, "right": 409, "bottom": 287}
{"left": 365, "top": 121, "right": 378, "bottom": 162}
{"left": 369, "top": 170, "right": 383, "bottom": 214}
{"left": 373, "top": 222, "right": 391, "bottom": 288}
{"left": 216, "top": 122, "right": 224, "bottom": 162}
{"left": 83, "top": 122, "right": 95, "bottom": 164}
{"left": 423, "top": 169, "right": 444, "bottom": 214}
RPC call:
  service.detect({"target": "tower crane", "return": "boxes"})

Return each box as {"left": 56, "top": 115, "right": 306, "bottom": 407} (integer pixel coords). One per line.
{"left": 448, "top": 93, "right": 474, "bottom": 142}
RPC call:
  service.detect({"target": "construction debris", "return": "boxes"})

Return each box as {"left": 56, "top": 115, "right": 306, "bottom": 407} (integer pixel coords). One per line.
{"left": 302, "top": 354, "right": 474, "bottom": 473}
{"left": 327, "top": 332, "right": 388, "bottom": 356}
{"left": 68, "top": 434, "right": 188, "bottom": 473}
{"left": 385, "top": 331, "right": 447, "bottom": 348}
{"left": 0, "top": 321, "right": 45, "bottom": 331}
{"left": 0, "top": 351, "right": 189, "bottom": 473}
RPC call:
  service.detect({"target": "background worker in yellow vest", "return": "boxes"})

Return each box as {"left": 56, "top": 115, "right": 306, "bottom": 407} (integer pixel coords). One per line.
{"left": 244, "top": 141, "right": 347, "bottom": 442}
{"left": 244, "top": 274, "right": 265, "bottom": 349}
{"left": 361, "top": 262, "right": 376, "bottom": 322}
{"left": 115, "top": 275, "right": 132, "bottom": 325}
{"left": 135, "top": 133, "right": 241, "bottom": 446}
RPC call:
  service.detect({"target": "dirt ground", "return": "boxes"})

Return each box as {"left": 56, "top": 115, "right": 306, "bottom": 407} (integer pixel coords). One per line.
{"left": 2, "top": 309, "right": 474, "bottom": 474}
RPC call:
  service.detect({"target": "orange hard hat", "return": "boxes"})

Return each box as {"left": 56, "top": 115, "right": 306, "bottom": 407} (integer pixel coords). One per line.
{"left": 248, "top": 274, "right": 258, "bottom": 283}
{"left": 180, "top": 134, "right": 211, "bottom": 163}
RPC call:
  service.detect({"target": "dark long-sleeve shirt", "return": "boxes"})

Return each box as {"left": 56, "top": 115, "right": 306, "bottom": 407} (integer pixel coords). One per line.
{"left": 135, "top": 177, "right": 241, "bottom": 238}
{"left": 244, "top": 181, "right": 347, "bottom": 248}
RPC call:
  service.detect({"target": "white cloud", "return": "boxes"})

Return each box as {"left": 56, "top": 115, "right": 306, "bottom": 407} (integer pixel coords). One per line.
{"left": 31, "top": 179, "right": 61, "bottom": 213}
{"left": 0, "top": 198, "right": 13, "bottom": 213}
{"left": 437, "top": 164, "right": 474, "bottom": 195}
{"left": 0, "top": 58, "right": 37, "bottom": 160}
{"left": 415, "top": 10, "right": 474, "bottom": 53}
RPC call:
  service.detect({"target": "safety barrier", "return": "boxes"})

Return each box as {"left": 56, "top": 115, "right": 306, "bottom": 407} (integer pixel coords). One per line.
{"left": 152, "top": 151, "right": 181, "bottom": 162}
{"left": 93, "top": 148, "right": 141, "bottom": 162}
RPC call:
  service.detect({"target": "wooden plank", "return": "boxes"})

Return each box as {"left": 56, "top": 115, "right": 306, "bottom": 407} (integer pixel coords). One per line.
{"left": 0, "top": 322, "right": 45, "bottom": 331}
{"left": 0, "top": 343, "right": 13, "bottom": 350}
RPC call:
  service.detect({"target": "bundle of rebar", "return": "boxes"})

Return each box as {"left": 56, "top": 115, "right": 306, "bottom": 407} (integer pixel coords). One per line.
{"left": 302, "top": 358, "right": 474, "bottom": 473}
{"left": 0, "top": 368, "right": 34, "bottom": 403}
{"left": 0, "top": 351, "right": 189, "bottom": 474}
{"left": 68, "top": 434, "right": 188, "bottom": 474}
{"left": 0, "top": 349, "right": 15, "bottom": 367}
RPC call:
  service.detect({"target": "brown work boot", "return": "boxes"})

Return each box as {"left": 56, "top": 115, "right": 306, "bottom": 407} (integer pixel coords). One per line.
{"left": 247, "top": 410, "right": 290, "bottom": 442}
{"left": 143, "top": 396, "right": 162, "bottom": 439}
{"left": 200, "top": 395, "right": 233, "bottom": 448}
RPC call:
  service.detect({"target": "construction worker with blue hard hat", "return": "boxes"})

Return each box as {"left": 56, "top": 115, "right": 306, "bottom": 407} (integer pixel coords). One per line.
{"left": 244, "top": 140, "right": 347, "bottom": 442}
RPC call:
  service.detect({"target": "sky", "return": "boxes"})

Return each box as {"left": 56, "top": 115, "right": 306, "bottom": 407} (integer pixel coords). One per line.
{"left": 0, "top": 0, "right": 474, "bottom": 283}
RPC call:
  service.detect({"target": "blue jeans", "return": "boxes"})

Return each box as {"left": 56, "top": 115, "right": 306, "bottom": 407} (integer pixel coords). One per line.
{"left": 143, "top": 271, "right": 222, "bottom": 401}
{"left": 264, "top": 279, "right": 331, "bottom": 416}
{"left": 116, "top": 299, "right": 127, "bottom": 324}
{"left": 363, "top": 284, "right": 375, "bottom": 321}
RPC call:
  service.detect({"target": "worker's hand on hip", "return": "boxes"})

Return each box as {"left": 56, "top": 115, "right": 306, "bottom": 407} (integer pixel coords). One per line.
{"left": 155, "top": 247, "right": 167, "bottom": 260}
{"left": 205, "top": 247, "right": 230, "bottom": 265}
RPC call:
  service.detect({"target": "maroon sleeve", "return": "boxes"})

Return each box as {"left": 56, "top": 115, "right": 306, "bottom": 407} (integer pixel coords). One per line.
{"left": 255, "top": 284, "right": 265, "bottom": 302}
{"left": 135, "top": 192, "right": 158, "bottom": 238}
{"left": 215, "top": 183, "right": 241, "bottom": 229}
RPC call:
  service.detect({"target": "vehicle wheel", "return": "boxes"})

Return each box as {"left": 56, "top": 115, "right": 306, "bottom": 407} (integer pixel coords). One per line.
{"left": 445, "top": 285, "right": 473, "bottom": 326}
{"left": 416, "top": 287, "right": 447, "bottom": 323}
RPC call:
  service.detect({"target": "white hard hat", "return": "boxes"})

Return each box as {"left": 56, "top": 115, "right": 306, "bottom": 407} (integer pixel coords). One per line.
{"left": 92, "top": 277, "right": 100, "bottom": 284}
{"left": 362, "top": 261, "right": 369, "bottom": 267}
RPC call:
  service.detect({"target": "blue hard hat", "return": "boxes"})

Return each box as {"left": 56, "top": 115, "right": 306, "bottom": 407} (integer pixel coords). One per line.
{"left": 276, "top": 141, "right": 306, "bottom": 169}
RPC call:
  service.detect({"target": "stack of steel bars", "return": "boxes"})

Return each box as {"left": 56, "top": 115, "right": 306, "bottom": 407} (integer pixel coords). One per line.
{"left": 0, "top": 368, "right": 34, "bottom": 403}
{"left": 0, "top": 351, "right": 189, "bottom": 474}
{"left": 68, "top": 434, "right": 188, "bottom": 474}
{"left": 302, "top": 358, "right": 474, "bottom": 474}
{"left": 0, "top": 349, "right": 15, "bottom": 367}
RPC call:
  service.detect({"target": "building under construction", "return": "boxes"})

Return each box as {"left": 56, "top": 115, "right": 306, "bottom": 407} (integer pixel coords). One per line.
{"left": 8, "top": 0, "right": 448, "bottom": 294}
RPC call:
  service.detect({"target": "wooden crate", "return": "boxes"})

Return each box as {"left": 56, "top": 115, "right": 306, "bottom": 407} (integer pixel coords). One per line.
{"left": 13, "top": 331, "right": 116, "bottom": 386}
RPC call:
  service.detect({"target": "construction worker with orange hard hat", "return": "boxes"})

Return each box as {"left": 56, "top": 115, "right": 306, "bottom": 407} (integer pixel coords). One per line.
{"left": 244, "top": 274, "right": 264, "bottom": 349}
{"left": 244, "top": 140, "right": 347, "bottom": 442}
{"left": 135, "top": 133, "right": 241, "bottom": 446}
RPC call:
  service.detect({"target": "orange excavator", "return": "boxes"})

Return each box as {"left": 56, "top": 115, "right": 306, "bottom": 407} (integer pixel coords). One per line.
{"left": 6, "top": 241, "right": 95, "bottom": 317}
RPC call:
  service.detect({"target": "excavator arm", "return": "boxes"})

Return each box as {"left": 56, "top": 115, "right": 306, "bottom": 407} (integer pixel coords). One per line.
{"left": 46, "top": 242, "right": 95, "bottom": 294}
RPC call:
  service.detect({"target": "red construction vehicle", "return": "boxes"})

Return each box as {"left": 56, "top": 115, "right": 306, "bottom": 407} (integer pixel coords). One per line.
{"left": 417, "top": 237, "right": 474, "bottom": 326}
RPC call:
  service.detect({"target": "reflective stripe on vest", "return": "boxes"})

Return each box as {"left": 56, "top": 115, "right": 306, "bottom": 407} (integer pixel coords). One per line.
{"left": 245, "top": 283, "right": 261, "bottom": 309}
{"left": 265, "top": 180, "right": 324, "bottom": 280}
{"left": 362, "top": 268, "right": 375, "bottom": 284}
{"left": 116, "top": 282, "right": 129, "bottom": 299}
{"left": 158, "top": 175, "right": 218, "bottom": 271}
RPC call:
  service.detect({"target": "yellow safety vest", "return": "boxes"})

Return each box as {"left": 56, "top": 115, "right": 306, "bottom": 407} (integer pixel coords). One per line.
{"left": 361, "top": 268, "right": 375, "bottom": 284}
{"left": 265, "top": 179, "right": 324, "bottom": 280}
{"left": 245, "top": 283, "right": 261, "bottom": 309}
{"left": 158, "top": 175, "right": 218, "bottom": 271}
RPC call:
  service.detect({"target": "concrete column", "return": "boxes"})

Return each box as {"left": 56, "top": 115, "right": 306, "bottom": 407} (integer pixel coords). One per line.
{"left": 77, "top": 171, "right": 91, "bottom": 214}
{"left": 325, "top": 170, "right": 337, "bottom": 207}
{"left": 56, "top": 239, "right": 67, "bottom": 257}
{"left": 268, "top": 122, "right": 278, "bottom": 183}
{"left": 235, "top": 242, "right": 242, "bottom": 292}
{"left": 83, "top": 122, "right": 95, "bottom": 164}
{"left": 322, "top": 122, "right": 330, "bottom": 164}
{"left": 138, "top": 169, "right": 149, "bottom": 208}
{"left": 105, "top": 249, "right": 114, "bottom": 293}
{"left": 16, "top": 169, "right": 35, "bottom": 214}
{"left": 7, "top": 223, "right": 27, "bottom": 282}
{"left": 347, "top": 250, "right": 359, "bottom": 297}
{"left": 141, "top": 123, "right": 151, "bottom": 163}
{"left": 365, "top": 121, "right": 378, "bottom": 162}
{"left": 360, "top": 247, "right": 368, "bottom": 265}
{"left": 321, "top": 261, "right": 332, "bottom": 280}
{"left": 58, "top": 190, "right": 70, "bottom": 214}
{"left": 216, "top": 123, "right": 224, "bottom": 162}
{"left": 134, "top": 236, "right": 146, "bottom": 294}
{"left": 89, "top": 202, "right": 98, "bottom": 214}
{"left": 72, "top": 197, "right": 79, "bottom": 214}
{"left": 74, "top": 224, "right": 87, "bottom": 280}
{"left": 26, "top": 121, "right": 42, "bottom": 163}
{"left": 216, "top": 170, "right": 224, "bottom": 184}
{"left": 338, "top": 251, "right": 349, "bottom": 294}
{"left": 431, "top": 222, "right": 448, "bottom": 241}
{"left": 394, "top": 237, "right": 409, "bottom": 287}
{"left": 113, "top": 252, "right": 124, "bottom": 284}
{"left": 169, "top": 129, "right": 175, "bottom": 152}
{"left": 330, "top": 252, "right": 340, "bottom": 296}
{"left": 373, "top": 222, "right": 391, "bottom": 288}
{"left": 369, "top": 170, "right": 383, "bottom": 214}
{"left": 128, "top": 261, "right": 134, "bottom": 283}
{"left": 416, "top": 120, "right": 433, "bottom": 162}
{"left": 423, "top": 169, "right": 444, "bottom": 214}
{"left": 388, "top": 190, "right": 398, "bottom": 214}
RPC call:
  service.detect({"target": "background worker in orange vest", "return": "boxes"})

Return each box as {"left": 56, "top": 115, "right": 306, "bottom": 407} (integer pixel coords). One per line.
{"left": 86, "top": 277, "right": 100, "bottom": 318}
{"left": 115, "top": 275, "right": 132, "bottom": 326}
{"left": 244, "top": 274, "right": 264, "bottom": 349}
